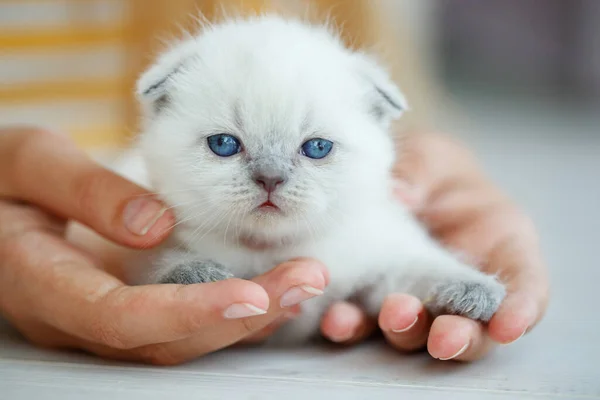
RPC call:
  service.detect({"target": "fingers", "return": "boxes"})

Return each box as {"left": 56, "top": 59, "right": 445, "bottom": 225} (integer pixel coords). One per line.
{"left": 320, "top": 301, "right": 377, "bottom": 344}
{"left": 206, "top": 257, "right": 328, "bottom": 340}
{"left": 427, "top": 315, "right": 496, "bottom": 362}
{"left": 378, "top": 294, "right": 432, "bottom": 351}
{"left": 251, "top": 257, "right": 328, "bottom": 310}
{"left": 116, "top": 258, "right": 330, "bottom": 365}
{"left": 241, "top": 306, "right": 301, "bottom": 344}
{"left": 392, "top": 133, "right": 484, "bottom": 199}
{"left": 488, "top": 292, "right": 536, "bottom": 344}
{"left": 0, "top": 126, "right": 174, "bottom": 248}
{"left": 0, "top": 227, "right": 270, "bottom": 349}
{"left": 379, "top": 298, "right": 495, "bottom": 361}
{"left": 91, "top": 278, "right": 271, "bottom": 348}
{"left": 376, "top": 294, "right": 497, "bottom": 361}
{"left": 487, "top": 225, "right": 549, "bottom": 343}
{"left": 0, "top": 207, "right": 331, "bottom": 366}
{"left": 392, "top": 180, "right": 425, "bottom": 212}
{"left": 458, "top": 210, "right": 549, "bottom": 344}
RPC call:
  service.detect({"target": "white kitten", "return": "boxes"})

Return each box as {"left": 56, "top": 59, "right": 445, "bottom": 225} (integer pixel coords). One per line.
{"left": 114, "top": 15, "right": 506, "bottom": 344}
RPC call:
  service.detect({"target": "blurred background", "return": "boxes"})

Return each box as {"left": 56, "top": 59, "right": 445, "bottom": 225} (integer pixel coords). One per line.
{"left": 2, "top": 0, "right": 599, "bottom": 149}
{"left": 1, "top": 0, "right": 600, "bottom": 208}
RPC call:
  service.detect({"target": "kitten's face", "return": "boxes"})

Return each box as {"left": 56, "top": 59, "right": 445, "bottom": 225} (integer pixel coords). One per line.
{"left": 137, "top": 17, "right": 405, "bottom": 247}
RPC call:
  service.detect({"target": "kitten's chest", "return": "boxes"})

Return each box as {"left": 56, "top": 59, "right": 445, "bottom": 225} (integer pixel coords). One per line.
{"left": 175, "top": 203, "right": 405, "bottom": 284}
{"left": 177, "top": 233, "right": 358, "bottom": 283}
{"left": 178, "top": 233, "right": 292, "bottom": 278}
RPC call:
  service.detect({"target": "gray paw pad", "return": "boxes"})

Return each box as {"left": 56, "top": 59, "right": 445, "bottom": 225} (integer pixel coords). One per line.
{"left": 158, "top": 260, "right": 233, "bottom": 285}
{"left": 427, "top": 279, "right": 506, "bottom": 322}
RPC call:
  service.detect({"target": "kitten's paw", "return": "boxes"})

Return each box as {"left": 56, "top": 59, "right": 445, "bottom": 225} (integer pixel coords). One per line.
{"left": 158, "top": 260, "right": 234, "bottom": 285}
{"left": 426, "top": 277, "right": 506, "bottom": 322}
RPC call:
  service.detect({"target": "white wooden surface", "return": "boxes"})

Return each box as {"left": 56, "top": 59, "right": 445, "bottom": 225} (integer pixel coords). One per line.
{"left": 1, "top": 93, "right": 599, "bottom": 399}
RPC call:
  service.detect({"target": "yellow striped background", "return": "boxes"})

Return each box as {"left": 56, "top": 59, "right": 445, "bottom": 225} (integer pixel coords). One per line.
{"left": 0, "top": 0, "right": 268, "bottom": 149}
{"left": 0, "top": 1, "right": 433, "bottom": 150}
{"left": 0, "top": 0, "right": 133, "bottom": 148}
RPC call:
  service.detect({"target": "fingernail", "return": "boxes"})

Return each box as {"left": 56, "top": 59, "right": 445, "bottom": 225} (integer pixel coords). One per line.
{"left": 438, "top": 341, "right": 470, "bottom": 361}
{"left": 280, "top": 285, "right": 323, "bottom": 308}
{"left": 392, "top": 316, "right": 419, "bottom": 333}
{"left": 504, "top": 327, "right": 528, "bottom": 345}
{"left": 123, "top": 198, "right": 167, "bottom": 236}
{"left": 223, "top": 303, "right": 267, "bottom": 319}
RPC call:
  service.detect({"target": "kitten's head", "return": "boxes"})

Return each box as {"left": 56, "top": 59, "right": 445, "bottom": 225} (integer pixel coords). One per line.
{"left": 136, "top": 15, "right": 407, "bottom": 247}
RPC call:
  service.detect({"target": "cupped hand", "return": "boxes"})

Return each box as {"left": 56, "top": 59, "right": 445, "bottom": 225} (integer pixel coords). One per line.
{"left": 316, "top": 132, "right": 550, "bottom": 361}
{"left": 0, "top": 127, "right": 328, "bottom": 365}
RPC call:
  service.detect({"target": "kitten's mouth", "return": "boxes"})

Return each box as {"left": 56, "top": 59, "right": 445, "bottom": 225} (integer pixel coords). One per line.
{"left": 258, "top": 200, "right": 279, "bottom": 210}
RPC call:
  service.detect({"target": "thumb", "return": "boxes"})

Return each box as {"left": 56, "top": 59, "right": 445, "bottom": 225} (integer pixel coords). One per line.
{"left": 391, "top": 133, "right": 434, "bottom": 213}
{"left": 0, "top": 127, "right": 174, "bottom": 248}
{"left": 392, "top": 132, "right": 484, "bottom": 213}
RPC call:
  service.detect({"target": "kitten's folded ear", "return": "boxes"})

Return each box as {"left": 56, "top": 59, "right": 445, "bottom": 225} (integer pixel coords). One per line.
{"left": 354, "top": 54, "right": 408, "bottom": 127}
{"left": 136, "top": 40, "right": 197, "bottom": 115}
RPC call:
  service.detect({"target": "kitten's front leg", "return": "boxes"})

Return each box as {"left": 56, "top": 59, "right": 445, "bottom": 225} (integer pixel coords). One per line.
{"left": 360, "top": 236, "right": 506, "bottom": 322}
{"left": 152, "top": 249, "right": 234, "bottom": 285}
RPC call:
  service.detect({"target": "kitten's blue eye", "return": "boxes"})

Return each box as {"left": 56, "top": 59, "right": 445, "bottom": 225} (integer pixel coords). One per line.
{"left": 207, "top": 134, "right": 242, "bottom": 157}
{"left": 301, "top": 138, "right": 333, "bottom": 160}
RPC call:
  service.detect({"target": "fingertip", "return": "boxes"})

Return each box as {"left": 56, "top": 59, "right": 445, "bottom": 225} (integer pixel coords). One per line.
{"left": 255, "top": 258, "right": 329, "bottom": 306}
{"left": 118, "top": 197, "right": 176, "bottom": 248}
{"left": 427, "top": 315, "right": 477, "bottom": 360}
{"left": 180, "top": 278, "right": 270, "bottom": 313}
{"left": 219, "top": 278, "right": 271, "bottom": 312}
{"left": 287, "top": 257, "right": 330, "bottom": 285}
{"left": 488, "top": 295, "right": 536, "bottom": 344}
{"left": 321, "top": 302, "right": 371, "bottom": 343}
{"left": 378, "top": 294, "right": 422, "bottom": 333}
{"left": 136, "top": 208, "right": 176, "bottom": 246}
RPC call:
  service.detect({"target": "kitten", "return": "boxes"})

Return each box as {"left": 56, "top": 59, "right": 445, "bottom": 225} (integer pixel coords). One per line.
{"left": 115, "top": 15, "right": 506, "bottom": 343}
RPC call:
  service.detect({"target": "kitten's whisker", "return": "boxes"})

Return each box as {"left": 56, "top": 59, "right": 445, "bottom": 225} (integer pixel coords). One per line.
{"left": 222, "top": 205, "right": 237, "bottom": 246}
{"left": 183, "top": 206, "right": 229, "bottom": 248}
{"left": 131, "top": 188, "right": 201, "bottom": 199}
{"left": 162, "top": 198, "right": 208, "bottom": 211}
{"left": 234, "top": 202, "right": 251, "bottom": 248}
{"left": 134, "top": 198, "right": 223, "bottom": 250}
{"left": 300, "top": 214, "right": 317, "bottom": 244}
{"left": 132, "top": 209, "right": 208, "bottom": 255}
{"left": 193, "top": 208, "right": 231, "bottom": 245}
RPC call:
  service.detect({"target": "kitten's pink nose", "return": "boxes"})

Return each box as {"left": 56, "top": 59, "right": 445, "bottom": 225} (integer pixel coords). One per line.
{"left": 253, "top": 174, "right": 286, "bottom": 193}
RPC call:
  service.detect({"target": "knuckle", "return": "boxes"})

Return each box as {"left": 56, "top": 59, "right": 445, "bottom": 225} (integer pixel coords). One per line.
{"left": 240, "top": 316, "right": 258, "bottom": 335}
{"left": 13, "top": 128, "right": 64, "bottom": 176}
{"left": 87, "top": 291, "right": 136, "bottom": 350}
{"left": 87, "top": 319, "right": 132, "bottom": 350}
{"left": 0, "top": 232, "right": 44, "bottom": 281}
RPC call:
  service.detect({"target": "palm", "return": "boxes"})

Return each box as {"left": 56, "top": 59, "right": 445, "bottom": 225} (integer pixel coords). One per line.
{"left": 316, "top": 133, "right": 549, "bottom": 361}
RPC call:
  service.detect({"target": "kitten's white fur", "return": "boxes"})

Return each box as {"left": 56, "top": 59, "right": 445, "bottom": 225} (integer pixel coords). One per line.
{"left": 106, "top": 15, "right": 506, "bottom": 344}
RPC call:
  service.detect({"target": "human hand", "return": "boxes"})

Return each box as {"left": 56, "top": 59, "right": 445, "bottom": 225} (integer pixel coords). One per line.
{"left": 0, "top": 127, "right": 328, "bottom": 365}
{"left": 315, "top": 132, "right": 550, "bottom": 361}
